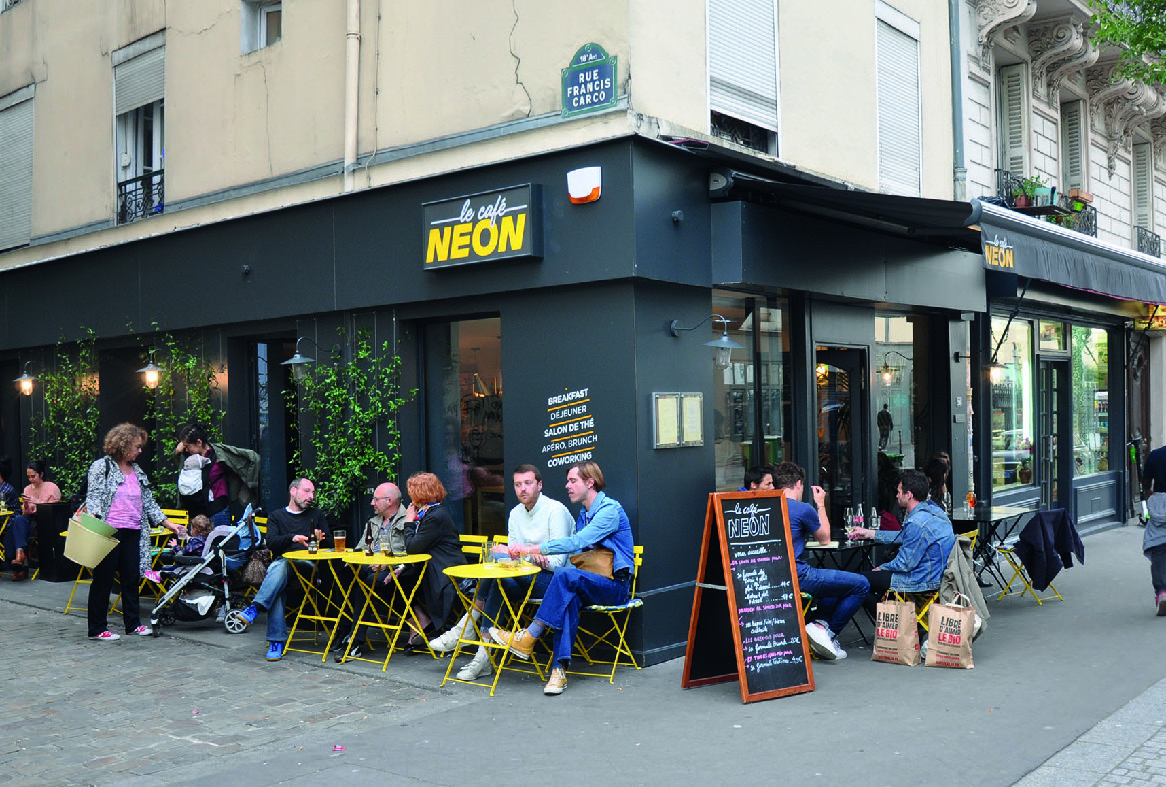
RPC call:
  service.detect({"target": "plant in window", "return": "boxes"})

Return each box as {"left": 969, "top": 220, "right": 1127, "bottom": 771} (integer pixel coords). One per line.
{"left": 28, "top": 329, "right": 102, "bottom": 504}
{"left": 289, "top": 326, "right": 416, "bottom": 520}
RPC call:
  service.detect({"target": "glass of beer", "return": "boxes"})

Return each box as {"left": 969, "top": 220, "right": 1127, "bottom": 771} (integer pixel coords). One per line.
{"left": 333, "top": 529, "right": 347, "bottom": 553}
{"left": 379, "top": 531, "right": 392, "bottom": 556}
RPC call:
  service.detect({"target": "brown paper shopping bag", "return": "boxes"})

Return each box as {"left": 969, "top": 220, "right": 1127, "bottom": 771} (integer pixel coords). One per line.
{"left": 924, "top": 594, "right": 975, "bottom": 669}
{"left": 871, "top": 596, "right": 920, "bottom": 666}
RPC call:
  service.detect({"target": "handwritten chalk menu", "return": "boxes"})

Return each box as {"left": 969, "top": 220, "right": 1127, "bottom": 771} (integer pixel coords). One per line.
{"left": 682, "top": 491, "right": 813, "bottom": 703}
{"left": 542, "top": 386, "right": 599, "bottom": 469}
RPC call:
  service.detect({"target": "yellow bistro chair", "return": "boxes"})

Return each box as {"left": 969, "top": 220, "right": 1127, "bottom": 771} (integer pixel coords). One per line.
{"left": 568, "top": 545, "right": 645, "bottom": 684}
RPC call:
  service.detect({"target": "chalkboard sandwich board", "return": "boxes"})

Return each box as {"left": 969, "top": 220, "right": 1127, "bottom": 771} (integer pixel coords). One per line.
{"left": 681, "top": 490, "right": 814, "bottom": 703}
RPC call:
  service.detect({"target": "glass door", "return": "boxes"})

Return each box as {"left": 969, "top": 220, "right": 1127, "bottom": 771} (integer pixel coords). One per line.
{"left": 1037, "top": 359, "right": 1071, "bottom": 509}
{"left": 815, "top": 346, "right": 867, "bottom": 540}
{"left": 423, "top": 317, "right": 504, "bottom": 536}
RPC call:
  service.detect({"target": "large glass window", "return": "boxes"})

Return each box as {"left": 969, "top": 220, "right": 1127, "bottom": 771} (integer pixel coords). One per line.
{"left": 424, "top": 318, "right": 504, "bottom": 535}
{"left": 990, "top": 317, "right": 1034, "bottom": 490}
{"left": 712, "top": 292, "right": 791, "bottom": 492}
{"left": 874, "top": 316, "right": 915, "bottom": 464}
{"left": 1071, "top": 326, "right": 1109, "bottom": 475}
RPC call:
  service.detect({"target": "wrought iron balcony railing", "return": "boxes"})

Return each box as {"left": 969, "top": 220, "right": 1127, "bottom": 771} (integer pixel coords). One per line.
{"left": 990, "top": 169, "right": 1096, "bottom": 237}
{"left": 1136, "top": 225, "right": 1162, "bottom": 257}
{"left": 117, "top": 170, "right": 164, "bottom": 225}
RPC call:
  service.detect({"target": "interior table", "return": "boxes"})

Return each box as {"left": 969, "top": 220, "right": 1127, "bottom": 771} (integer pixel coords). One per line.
{"left": 440, "top": 560, "right": 544, "bottom": 696}
{"left": 950, "top": 504, "right": 1034, "bottom": 586}
{"left": 282, "top": 548, "right": 356, "bottom": 662}
{"left": 336, "top": 551, "right": 432, "bottom": 670}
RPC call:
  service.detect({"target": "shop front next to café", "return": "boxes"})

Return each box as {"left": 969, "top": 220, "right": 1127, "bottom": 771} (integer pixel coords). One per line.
{"left": 0, "top": 136, "right": 1160, "bottom": 665}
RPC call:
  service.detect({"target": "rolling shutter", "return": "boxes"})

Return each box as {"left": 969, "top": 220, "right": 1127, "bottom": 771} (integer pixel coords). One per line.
{"left": 114, "top": 45, "right": 164, "bottom": 116}
{"left": 0, "top": 88, "right": 35, "bottom": 251}
{"left": 1060, "top": 101, "right": 1084, "bottom": 191}
{"left": 877, "top": 17, "right": 921, "bottom": 196}
{"left": 999, "top": 64, "right": 1029, "bottom": 176}
{"left": 708, "top": 0, "right": 778, "bottom": 132}
{"left": 1134, "top": 143, "right": 1152, "bottom": 229}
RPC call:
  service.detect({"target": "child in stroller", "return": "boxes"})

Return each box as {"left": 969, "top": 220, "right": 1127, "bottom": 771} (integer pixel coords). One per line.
{"left": 149, "top": 507, "right": 261, "bottom": 634}
{"left": 144, "top": 515, "right": 213, "bottom": 584}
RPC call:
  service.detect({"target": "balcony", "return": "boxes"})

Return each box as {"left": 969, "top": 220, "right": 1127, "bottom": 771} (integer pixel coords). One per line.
{"left": 992, "top": 169, "right": 1096, "bottom": 237}
{"left": 117, "top": 171, "right": 164, "bottom": 225}
{"left": 1136, "top": 226, "right": 1162, "bottom": 258}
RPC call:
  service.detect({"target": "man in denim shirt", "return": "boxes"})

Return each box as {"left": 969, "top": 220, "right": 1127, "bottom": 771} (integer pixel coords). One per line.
{"left": 491, "top": 461, "right": 634, "bottom": 697}
{"left": 852, "top": 469, "right": 955, "bottom": 606}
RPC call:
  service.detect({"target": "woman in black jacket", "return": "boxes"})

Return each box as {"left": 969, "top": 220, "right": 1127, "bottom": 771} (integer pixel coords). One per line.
{"left": 397, "top": 471, "right": 466, "bottom": 649}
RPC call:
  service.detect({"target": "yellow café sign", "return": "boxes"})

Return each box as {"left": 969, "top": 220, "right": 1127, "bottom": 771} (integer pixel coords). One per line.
{"left": 1134, "top": 304, "right": 1166, "bottom": 332}
{"left": 423, "top": 184, "right": 543, "bottom": 269}
{"left": 983, "top": 233, "right": 1015, "bottom": 269}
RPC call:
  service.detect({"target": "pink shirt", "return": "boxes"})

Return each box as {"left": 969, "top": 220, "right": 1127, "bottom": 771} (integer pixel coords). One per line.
{"left": 105, "top": 471, "right": 143, "bottom": 530}
{"left": 23, "top": 481, "right": 61, "bottom": 505}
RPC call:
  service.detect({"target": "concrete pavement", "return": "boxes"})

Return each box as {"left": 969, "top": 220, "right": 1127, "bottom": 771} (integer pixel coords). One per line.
{"left": 1, "top": 523, "right": 1165, "bottom": 785}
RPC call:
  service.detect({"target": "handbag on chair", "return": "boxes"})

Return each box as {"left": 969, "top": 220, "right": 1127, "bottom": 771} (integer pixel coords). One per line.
{"left": 570, "top": 547, "right": 614, "bottom": 579}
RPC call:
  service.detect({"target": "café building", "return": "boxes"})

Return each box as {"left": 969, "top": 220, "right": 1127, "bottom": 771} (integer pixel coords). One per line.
{"left": 0, "top": 136, "right": 1158, "bottom": 664}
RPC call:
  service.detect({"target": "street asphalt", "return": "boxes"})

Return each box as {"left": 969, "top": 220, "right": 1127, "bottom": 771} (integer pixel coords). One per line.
{"left": 1, "top": 522, "right": 1164, "bottom": 786}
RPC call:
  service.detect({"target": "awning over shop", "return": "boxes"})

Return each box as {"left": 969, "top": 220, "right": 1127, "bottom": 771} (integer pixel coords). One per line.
{"left": 973, "top": 201, "right": 1166, "bottom": 305}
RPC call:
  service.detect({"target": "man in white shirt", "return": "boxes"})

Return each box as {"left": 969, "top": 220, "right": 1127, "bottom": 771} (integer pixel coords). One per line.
{"left": 432, "top": 463, "right": 574, "bottom": 681}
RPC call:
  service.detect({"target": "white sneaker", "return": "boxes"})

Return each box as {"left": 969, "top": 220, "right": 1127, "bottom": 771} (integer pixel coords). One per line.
{"left": 132, "top": 625, "right": 153, "bottom": 636}
{"left": 216, "top": 607, "right": 227, "bottom": 623}
{"left": 805, "top": 621, "right": 839, "bottom": 660}
{"left": 429, "top": 610, "right": 480, "bottom": 653}
{"left": 456, "top": 647, "right": 493, "bottom": 681}
{"left": 830, "top": 636, "right": 848, "bottom": 660}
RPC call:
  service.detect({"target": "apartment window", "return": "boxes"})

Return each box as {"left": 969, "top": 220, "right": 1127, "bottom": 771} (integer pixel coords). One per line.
{"left": 113, "top": 35, "right": 165, "bottom": 224}
{"left": 876, "top": 2, "right": 922, "bottom": 196}
{"left": 243, "top": 1, "right": 282, "bottom": 53}
{"left": 1133, "top": 143, "right": 1153, "bottom": 230}
{"left": 0, "top": 85, "right": 35, "bottom": 251}
{"left": 998, "top": 64, "right": 1030, "bottom": 176}
{"left": 708, "top": 0, "right": 778, "bottom": 154}
{"left": 1060, "top": 100, "right": 1086, "bottom": 191}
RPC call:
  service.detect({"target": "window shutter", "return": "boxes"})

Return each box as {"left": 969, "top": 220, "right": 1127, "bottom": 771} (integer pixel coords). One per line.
{"left": 114, "top": 46, "right": 165, "bottom": 116}
{"left": 999, "top": 65, "right": 1029, "bottom": 176}
{"left": 877, "top": 18, "right": 921, "bottom": 196}
{"left": 1134, "top": 143, "right": 1152, "bottom": 229}
{"left": 708, "top": 0, "right": 778, "bottom": 132}
{"left": 1060, "top": 101, "right": 1084, "bottom": 191}
{"left": 0, "top": 90, "right": 35, "bottom": 251}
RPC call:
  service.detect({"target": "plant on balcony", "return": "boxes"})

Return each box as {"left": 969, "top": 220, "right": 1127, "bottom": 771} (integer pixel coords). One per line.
{"left": 1013, "top": 175, "right": 1047, "bottom": 207}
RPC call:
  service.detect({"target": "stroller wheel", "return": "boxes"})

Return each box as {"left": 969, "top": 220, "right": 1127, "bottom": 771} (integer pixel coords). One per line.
{"left": 224, "top": 610, "right": 249, "bottom": 634}
{"left": 160, "top": 611, "right": 176, "bottom": 626}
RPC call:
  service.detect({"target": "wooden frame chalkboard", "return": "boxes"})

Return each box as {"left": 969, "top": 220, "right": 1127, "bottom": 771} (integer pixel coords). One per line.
{"left": 681, "top": 490, "right": 814, "bottom": 703}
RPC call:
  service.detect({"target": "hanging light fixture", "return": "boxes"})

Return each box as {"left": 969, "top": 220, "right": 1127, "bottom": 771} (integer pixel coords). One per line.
{"left": 137, "top": 349, "right": 165, "bottom": 390}
{"left": 13, "top": 361, "right": 37, "bottom": 396}
{"left": 281, "top": 336, "right": 321, "bottom": 383}
{"left": 669, "top": 314, "right": 744, "bottom": 369}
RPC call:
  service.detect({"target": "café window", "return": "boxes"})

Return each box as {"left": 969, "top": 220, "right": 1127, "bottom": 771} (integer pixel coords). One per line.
{"left": 990, "top": 316, "right": 1034, "bottom": 490}
{"left": 1071, "top": 325, "right": 1109, "bottom": 475}
{"left": 712, "top": 292, "right": 791, "bottom": 492}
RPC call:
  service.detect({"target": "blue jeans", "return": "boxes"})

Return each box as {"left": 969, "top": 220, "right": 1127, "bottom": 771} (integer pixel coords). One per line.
{"left": 3, "top": 514, "right": 34, "bottom": 554}
{"left": 254, "top": 557, "right": 313, "bottom": 643}
{"left": 533, "top": 566, "right": 629, "bottom": 668}
{"left": 482, "top": 569, "right": 555, "bottom": 627}
{"left": 797, "top": 565, "right": 870, "bottom": 637}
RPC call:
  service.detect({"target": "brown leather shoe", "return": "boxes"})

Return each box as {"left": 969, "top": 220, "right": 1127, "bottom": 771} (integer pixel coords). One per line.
{"left": 13, "top": 548, "right": 27, "bottom": 566}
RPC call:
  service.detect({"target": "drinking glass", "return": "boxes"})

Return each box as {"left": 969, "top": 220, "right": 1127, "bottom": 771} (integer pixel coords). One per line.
{"left": 966, "top": 491, "right": 977, "bottom": 509}
{"left": 379, "top": 531, "right": 392, "bottom": 556}
{"left": 333, "top": 529, "right": 347, "bottom": 553}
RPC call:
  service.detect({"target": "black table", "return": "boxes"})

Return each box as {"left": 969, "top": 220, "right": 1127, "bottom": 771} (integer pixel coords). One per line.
{"left": 803, "top": 540, "right": 878, "bottom": 644}
{"left": 950, "top": 504, "right": 1034, "bottom": 587}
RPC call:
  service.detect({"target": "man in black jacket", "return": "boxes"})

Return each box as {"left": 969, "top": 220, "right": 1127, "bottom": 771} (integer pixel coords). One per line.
{"left": 231, "top": 478, "right": 329, "bottom": 661}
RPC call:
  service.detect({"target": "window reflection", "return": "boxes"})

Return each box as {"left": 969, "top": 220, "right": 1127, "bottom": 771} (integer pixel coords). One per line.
{"left": 1071, "top": 326, "right": 1109, "bottom": 476}
{"left": 990, "top": 317, "right": 1033, "bottom": 489}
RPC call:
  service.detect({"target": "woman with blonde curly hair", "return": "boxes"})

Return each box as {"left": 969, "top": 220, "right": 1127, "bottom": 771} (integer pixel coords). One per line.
{"left": 84, "top": 423, "right": 185, "bottom": 641}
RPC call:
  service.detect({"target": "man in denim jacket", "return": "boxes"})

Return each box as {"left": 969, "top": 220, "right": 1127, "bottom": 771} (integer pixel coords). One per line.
{"left": 491, "top": 461, "right": 634, "bottom": 697}
{"left": 852, "top": 468, "right": 955, "bottom": 605}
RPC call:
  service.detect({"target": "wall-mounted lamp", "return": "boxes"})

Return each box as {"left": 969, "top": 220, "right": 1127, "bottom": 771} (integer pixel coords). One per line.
{"left": 669, "top": 314, "right": 744, "bottom": 369}
{"left": 13, "top": 361, "right": 37, "bottom": 396}
{"left": 137, "top": 349, "right": 165, "bottom": 390}
{"left": 988, "top": 362, "right": 1005, "bottom": 385}
{"left": 281, "top": 336, "right": 326, "bottom": 383}
{"left": 878, "top": 350, "right": 911, "bottom": 386}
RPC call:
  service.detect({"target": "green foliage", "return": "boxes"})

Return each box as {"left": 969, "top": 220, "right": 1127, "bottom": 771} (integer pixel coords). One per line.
{"left": 141, "top": 329, "right": 225, "bottom": 506}
{"left": 28, "top": 329, "right": 102, "bottom": 500}
{"left": 290, "top": 327, "right": 415, "bottom": 519}
{"left": 1090, "top": 1, "right": 1166, "bottom": 84}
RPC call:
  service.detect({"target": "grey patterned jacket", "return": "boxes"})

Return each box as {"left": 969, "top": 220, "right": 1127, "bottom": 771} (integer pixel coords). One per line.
{"left": 85, "top": 456, "right": 168, "bottom": 573}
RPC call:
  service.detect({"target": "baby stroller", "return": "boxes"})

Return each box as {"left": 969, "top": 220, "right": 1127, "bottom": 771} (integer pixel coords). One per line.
{"left": 149, "top": 505, "right": 261, "bottom": 636}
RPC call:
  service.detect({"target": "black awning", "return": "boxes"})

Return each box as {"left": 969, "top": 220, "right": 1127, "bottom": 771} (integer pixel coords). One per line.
{"left": 711, "top": 169, "right": 981, "bottom": 249}
{"left": 975, "top": 202, "right": 1166, "bottom": 304}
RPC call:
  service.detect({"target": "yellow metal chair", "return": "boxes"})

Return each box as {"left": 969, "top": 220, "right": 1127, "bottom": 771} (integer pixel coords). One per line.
{"left": 996, "top": 545, "right": 1063, "bottom": 604}
{"left": 891, "top": 588, "right": 941, "bottom": 631}
{"left": 568, "top": 545, "right": 645, "bottom": 684}
{"left": 459, "top": 534, "right": 488, "bottom": 563}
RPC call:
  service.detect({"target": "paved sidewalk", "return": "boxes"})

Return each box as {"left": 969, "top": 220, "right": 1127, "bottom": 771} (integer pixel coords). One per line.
{"left": 1, "top": 524, "right": 1165, "bottom": 785}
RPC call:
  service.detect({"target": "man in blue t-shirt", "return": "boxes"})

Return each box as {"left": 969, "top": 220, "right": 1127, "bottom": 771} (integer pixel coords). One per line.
{"left": 771, "top": 462, "right": 870, "bottom": 661}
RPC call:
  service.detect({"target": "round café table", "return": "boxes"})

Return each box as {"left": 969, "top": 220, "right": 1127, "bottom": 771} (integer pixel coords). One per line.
{"left": 282, "top": 548, "right": 357, "bottom": 662}
{"left": 338, "top": 551, "right": 432, "bottom": 670}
